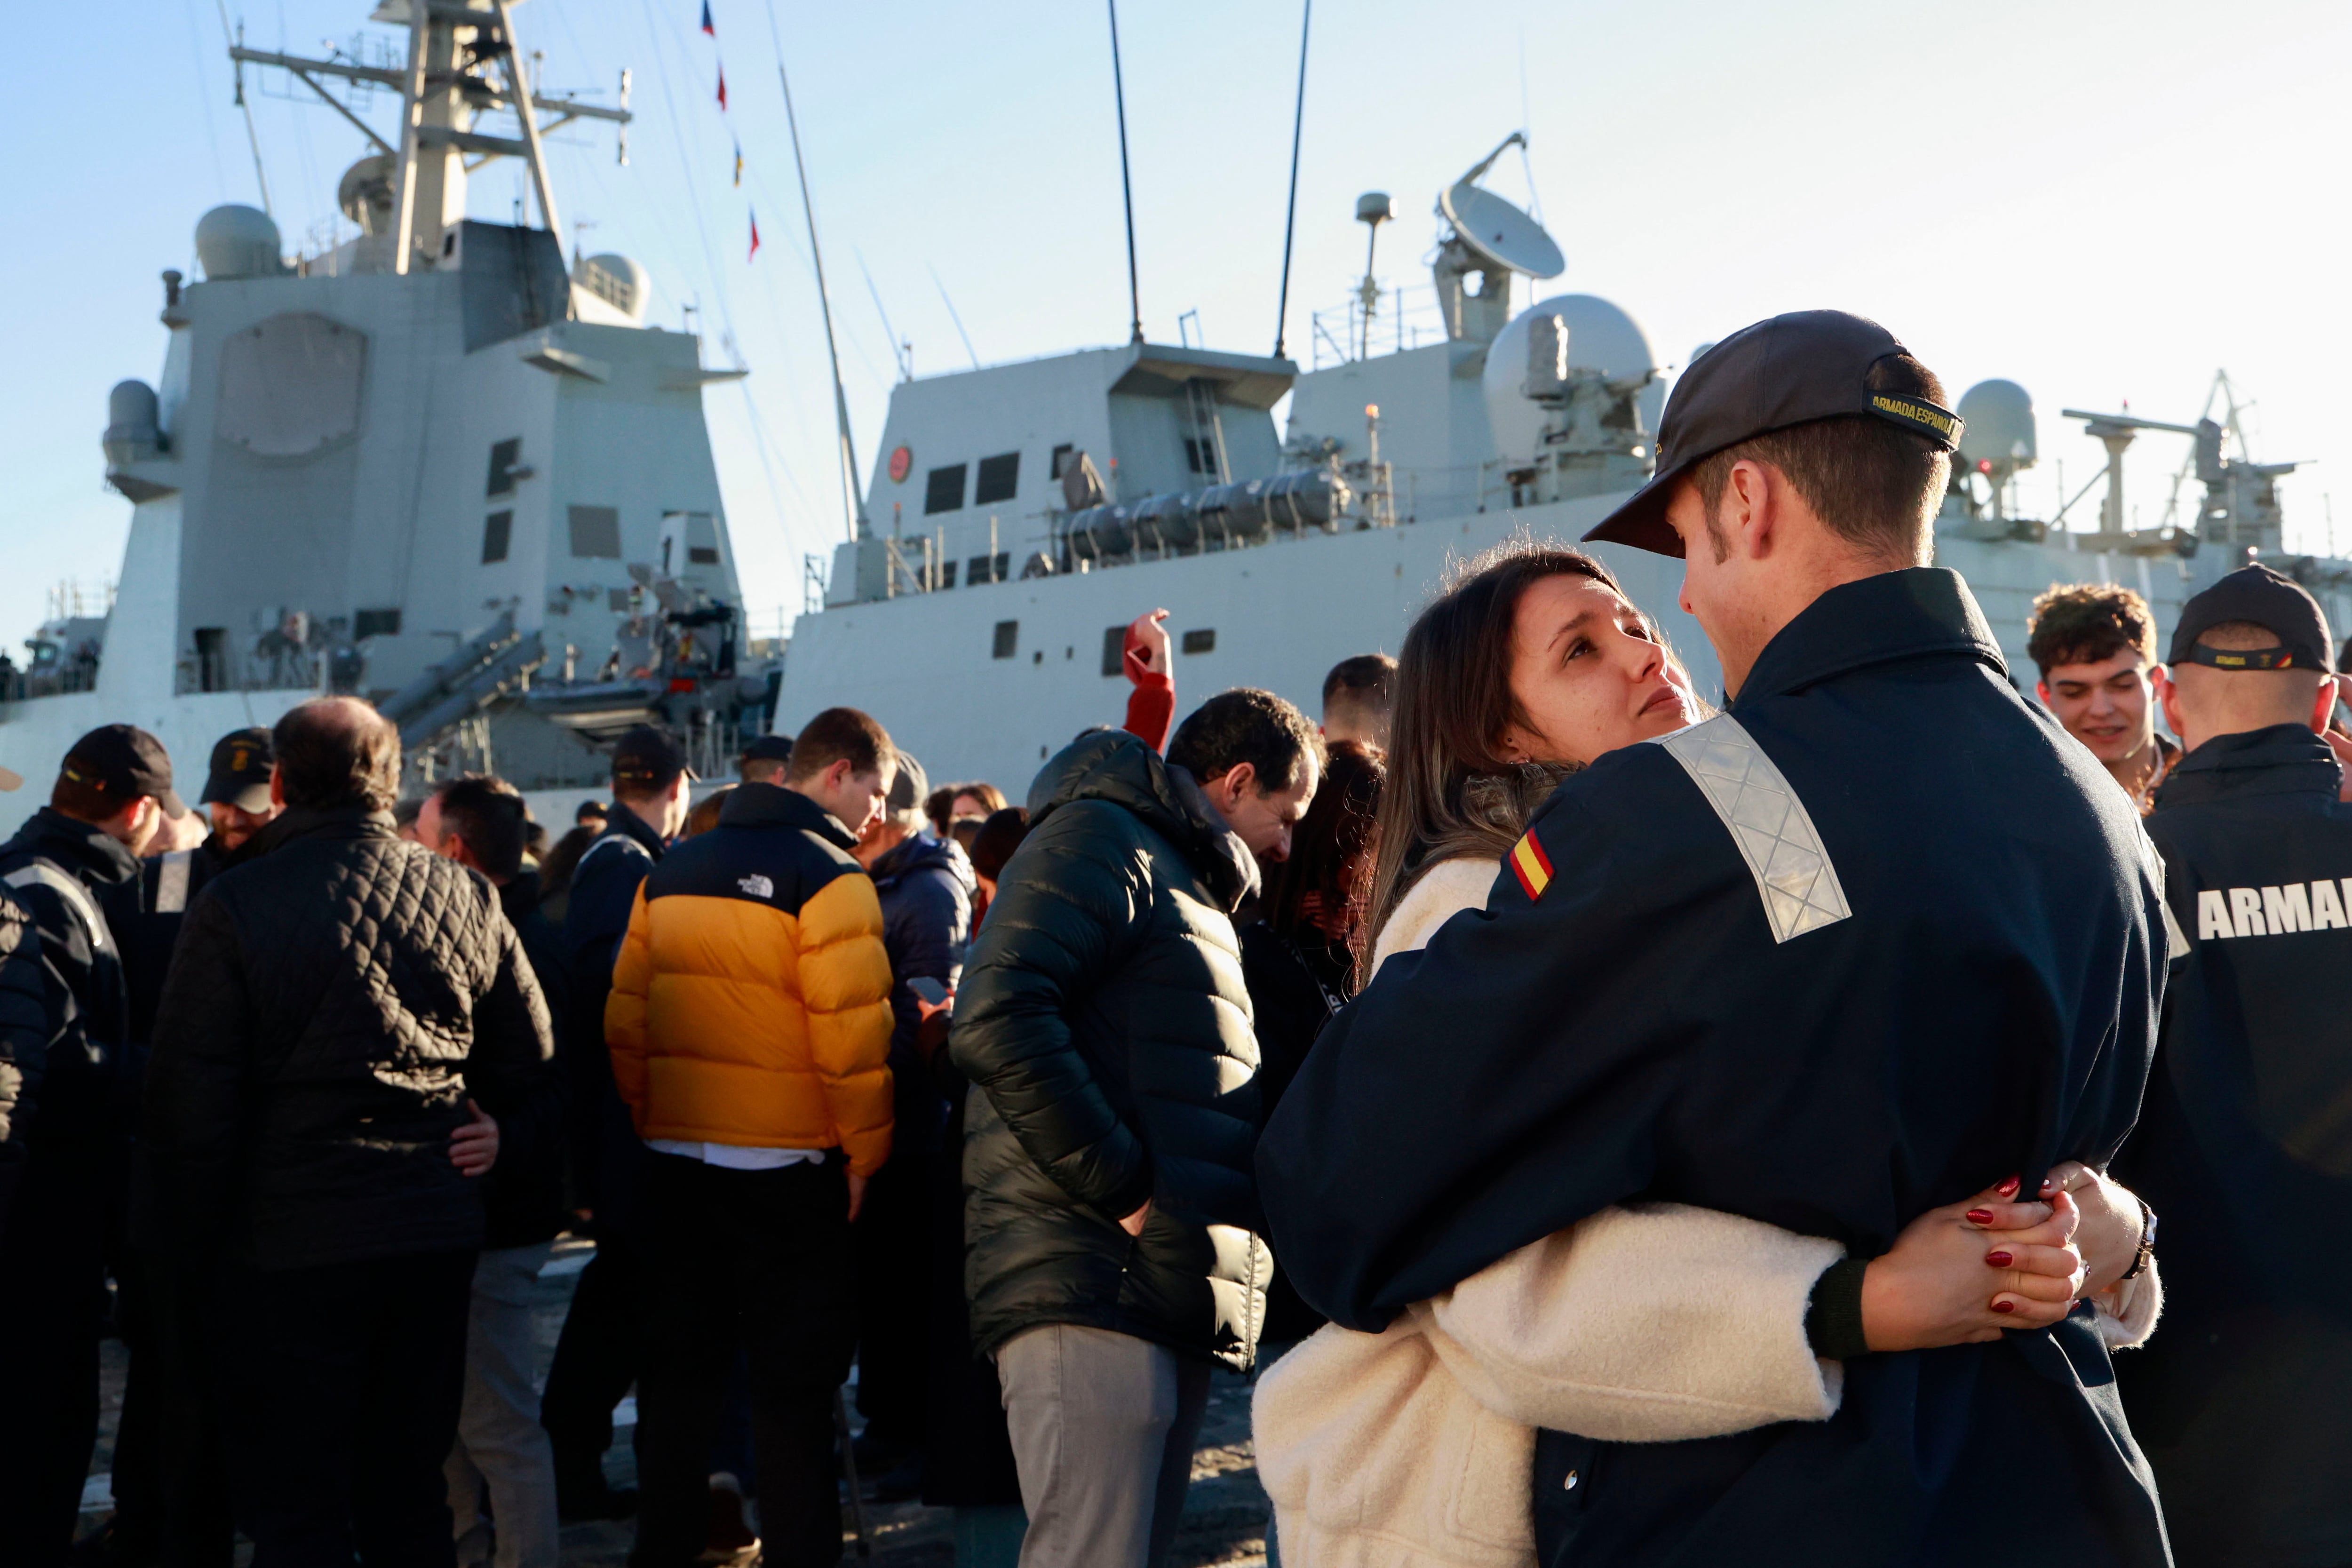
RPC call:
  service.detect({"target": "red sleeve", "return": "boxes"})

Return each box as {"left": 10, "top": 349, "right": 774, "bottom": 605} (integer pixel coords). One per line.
{"left": 1122, "top": 648, "right": 1175, "bottom": 752}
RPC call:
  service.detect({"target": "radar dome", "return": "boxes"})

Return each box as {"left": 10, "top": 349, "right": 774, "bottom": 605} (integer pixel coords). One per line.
{"left": 1956, "top": 379, "right": 2036, "bottom": 470}
{"left": 1482, "top": 295, "right": 1663, "bottom": 466}
{"left": 195, "top": 205, "right": 285, "bottom": 280}
{"left": 337, "top": 155, "right": 397, "bottom": 236}
{"left": 576, "top": 254, "right": 652, "bottom": 323}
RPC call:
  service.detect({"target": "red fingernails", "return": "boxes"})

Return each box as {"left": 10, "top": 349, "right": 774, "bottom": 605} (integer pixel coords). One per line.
{"left": 1991, "top": 1299, "right": 2016, "bottom": 1313}
{"left": 1965, "top": 1209, "right": 1995, "bottom": 1226}
{"left": 1985, "top": 1250, "right": 2013, "bottom": 1268}
{"left": 1995, "top": 1175, "right": 2021, "bottom": 1198}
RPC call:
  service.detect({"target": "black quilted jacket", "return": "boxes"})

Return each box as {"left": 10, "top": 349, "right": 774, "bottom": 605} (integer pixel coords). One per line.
{"left": 142, "top": 805, "right": 556, "bottom": 1269}
{"left": 949, "top": 731, "right": 1271, "bottom": 1370}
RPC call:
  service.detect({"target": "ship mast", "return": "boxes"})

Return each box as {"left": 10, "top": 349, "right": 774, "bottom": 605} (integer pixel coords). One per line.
{"left": 230, "top": 0, "right": 630, "bottom": 271}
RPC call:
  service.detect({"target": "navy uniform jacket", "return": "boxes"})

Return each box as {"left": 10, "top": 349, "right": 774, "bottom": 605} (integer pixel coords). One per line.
{"left": 2116, "top": 725, "right": 2352, "bottom": 1568}
{"left": 1257, "top": 568, "right": 2170, "bottom": 1567}
{"left": 558, "top": 804, "right": 665, "bottom": 1226}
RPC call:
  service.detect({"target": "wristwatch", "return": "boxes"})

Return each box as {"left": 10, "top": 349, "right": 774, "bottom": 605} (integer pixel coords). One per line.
{"left": 2118, "top": 1196, "right": 2159, "bottom": 1281}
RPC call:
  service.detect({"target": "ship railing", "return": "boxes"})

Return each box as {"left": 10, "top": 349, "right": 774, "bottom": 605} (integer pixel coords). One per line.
{"left": 0, "top": 662, "right": 102, "bottom": 704}
{"left": 174, "top": 653, "right": 331, "bottom": 697}
{"left": 1309, "top": 283, "right": 1451, "bottom": 369}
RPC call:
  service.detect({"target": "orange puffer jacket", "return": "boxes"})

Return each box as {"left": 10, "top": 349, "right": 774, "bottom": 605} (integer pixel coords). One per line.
{"left": 605, "top": 781, "right": 895, "bottom": 1175}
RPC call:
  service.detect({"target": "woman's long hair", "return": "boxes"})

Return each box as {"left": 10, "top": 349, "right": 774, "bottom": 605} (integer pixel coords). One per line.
{"left": 1258, "top": 739, "right": 1385, "bottom": 984}
{"left": 1363, "top": 540, "right": 1626, "bottom": 978}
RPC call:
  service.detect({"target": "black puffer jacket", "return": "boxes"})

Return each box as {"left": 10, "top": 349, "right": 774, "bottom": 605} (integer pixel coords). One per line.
{"left": 950, "top": 731, "right": 1270, "bottom": 1370}
{"left": 142, "top": 805, "right": 555, "bottom": 1269}
{"left": 0, "top": 894, "right": 48, "bottom": 1227}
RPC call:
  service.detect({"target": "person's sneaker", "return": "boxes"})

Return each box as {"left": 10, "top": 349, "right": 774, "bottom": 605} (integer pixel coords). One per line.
{"left": 699, "top": 1473, "right": 759, "bottom": 1565}
{"left": 555, "top": 1476, "right": 638, "bottom": 1523}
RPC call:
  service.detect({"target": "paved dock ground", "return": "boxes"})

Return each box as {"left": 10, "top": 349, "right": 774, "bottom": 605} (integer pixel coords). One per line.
{"left": 81, "top": 1235, "right": 1274, "bottom": 1567}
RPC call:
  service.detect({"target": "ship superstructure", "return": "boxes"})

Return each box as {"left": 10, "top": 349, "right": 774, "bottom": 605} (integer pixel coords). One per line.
{"left": 779, "top": 139, "right": 2349, "bottom": 795}
{"left": 0, "top": 0, "right": 768, "bottom": 835}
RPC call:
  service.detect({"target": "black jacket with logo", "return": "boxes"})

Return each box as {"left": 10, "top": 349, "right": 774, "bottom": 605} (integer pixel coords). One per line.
{"left": 1259, "top": 568, "right": 2170, "bottom": 1568}
{"left": 950, "top": 731, "right": 1270, "bottom": 1370}
{"left": 2116, "top": 724, "right": 2352, "bottom": 1567}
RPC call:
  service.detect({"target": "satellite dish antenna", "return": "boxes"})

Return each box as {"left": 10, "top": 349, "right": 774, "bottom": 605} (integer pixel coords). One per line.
{"left": 1431, "top": 133, "right": 1563, "bottom": 344}
{"left": 1439, "top": 182, "right": 1564, "bottom": 279}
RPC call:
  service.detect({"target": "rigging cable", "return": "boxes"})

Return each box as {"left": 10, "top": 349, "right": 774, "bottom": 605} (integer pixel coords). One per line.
{"left": 930, "top": 264, "right": 981, "bottom": 372}
{"left": 1272, "top": 0, "right": 1311, "bottom": 359}
{"left": 181, "top": 0, "right": 230, "bottom": 201}
{"left": 215, "top": 0, "right": 274, "bottom": 214}
{"left": 763, "top": 0, "right": 866, "bottom": 541}
{"left": 1106, "top": 0, "right": 1142, "bottom": 344}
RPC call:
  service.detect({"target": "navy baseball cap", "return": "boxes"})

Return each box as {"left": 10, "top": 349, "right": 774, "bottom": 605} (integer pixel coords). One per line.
{"left": 739, "top": 733, "right": 795, "bottom": 769}
{"left": 1585, "top": 310, "right": 1963, "bottom": 557}
{"left": 611, "top": 724, "right": 691, "bottom": 793}
{"left": 200, "top": 726, "right": 275, "bottom": 812}
{"left": 62, "top": 724, "right": 188, "bottom": 819}
{"left": 2169, "top": 564, "right": 2335, "bottom": 674}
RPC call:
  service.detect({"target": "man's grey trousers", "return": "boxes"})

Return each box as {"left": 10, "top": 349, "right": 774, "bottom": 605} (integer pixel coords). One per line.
{"left": 996, "top": 1323, "right": 1212, "bottom": 1568}
{"left": 445, "top": 1242, "right": 561, "bottom": 1568}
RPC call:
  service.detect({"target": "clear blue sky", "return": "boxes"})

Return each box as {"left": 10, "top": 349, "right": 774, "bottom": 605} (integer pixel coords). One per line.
{"left": 5, "top": 0, "right": 2345, "bottom": 652}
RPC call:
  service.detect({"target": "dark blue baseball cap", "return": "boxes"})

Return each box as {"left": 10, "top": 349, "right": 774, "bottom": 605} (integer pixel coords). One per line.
{"left": 1585, "top": 310, "right": 1963, "bottom": 558}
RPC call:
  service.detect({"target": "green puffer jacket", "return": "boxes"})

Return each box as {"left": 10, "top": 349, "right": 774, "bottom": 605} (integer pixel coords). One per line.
{"left": 951, "top": 730, "right": 1271, "bottom": 1370}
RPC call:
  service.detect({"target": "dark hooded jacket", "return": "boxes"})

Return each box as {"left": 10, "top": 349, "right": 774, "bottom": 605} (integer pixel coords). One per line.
{"left": 557, "top": 803, "right": 665, "bottom": 1224}
{"left": 0, "top": 807, "right": 140, "bottom": 1152}
{"left": 949, "top": 730, "right": 1270, "bottom": 1370}
{"left": 141, "top": 805, "right": 555, "bottom": 1270}
{"left": 870, "top": 828, "right": 975, "bottom": 1144}
{"left": 2116, "top": 724, "right": 2352, "bottom": 1567}
{"left": 1259, "top": 569, "right": 2170, "bottom": 1568}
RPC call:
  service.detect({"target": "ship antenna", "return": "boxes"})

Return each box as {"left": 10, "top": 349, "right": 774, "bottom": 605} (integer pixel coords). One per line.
{"left": 1272, "top": 0, "right": 1311, "bottom": 360}
{"left": 766, "top": 0, "right": 867, "bottom": 541}
{"left": 1107, "top": 0, "right": 1144, "bottom": 345}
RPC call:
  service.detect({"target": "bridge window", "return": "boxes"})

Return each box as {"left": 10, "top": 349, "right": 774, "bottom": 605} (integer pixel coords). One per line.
{"left": 992, "top": 620, "right": 1018, "bottom": 659}
{"left": 926, "top": 463, "right": 967, "bottom": 515}
{"left": 355, "top": 608, "right": 403, "bottom": 639}
{"left": 486, "top": 438, "right": 522, "bottom": 497}
{"left": 975, "top": 452, "right": 1020, "bottom": 504}
{"left": 481, "top": 510, "right": 513, "bottom": 564}
{"left": 1050, "top": 443, "right": 1074, "bottom": 479}
{"left": 569, "top": 505, "right": 622, "bottom": 559}
{"left": 1182, "top": 628, "right": 1216, "bottom": 655}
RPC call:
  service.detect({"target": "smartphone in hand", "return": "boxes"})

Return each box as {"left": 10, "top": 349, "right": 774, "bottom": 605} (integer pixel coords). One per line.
{"left": 906, "top": 975, "right": 952, "bottom": 1009}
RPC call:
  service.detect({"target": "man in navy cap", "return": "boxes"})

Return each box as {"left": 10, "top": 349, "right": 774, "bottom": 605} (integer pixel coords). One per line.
{"left": 2115, "top": 564, "right": 2352, "bottom": 1568}
{"left": 1260, "top": 311, "right": 2173, "bottom": 1566}
{"left": 0, "top": 725, "right": 188, "bottom": 1560}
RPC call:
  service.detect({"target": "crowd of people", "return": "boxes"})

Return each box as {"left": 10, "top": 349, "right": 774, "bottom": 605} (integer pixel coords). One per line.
{"left": 0, "top": 306, "right": 2343, "bottom": 1568}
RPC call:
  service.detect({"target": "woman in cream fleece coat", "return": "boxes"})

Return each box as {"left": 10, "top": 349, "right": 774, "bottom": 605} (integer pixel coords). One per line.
{"left": 1254, "top": 542, "right": 2161, "bottom": 1568}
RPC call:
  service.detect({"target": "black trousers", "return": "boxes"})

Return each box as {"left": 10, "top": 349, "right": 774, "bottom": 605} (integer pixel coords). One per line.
{"left": 0, "top": 1131, "right": 107, "bottom": 1565}
{"left": 225, "top": 1249, "right": 476, "bottom": 1568}
{"left": 137, "top": 1250, "right": 235, "bottom": 1568}
{"left": 631, "top": 1153, "right": 858, "bottom": 1568}
{"left": 539, "top": 1227, "right": 647, "bottom": 1492}
{"left": 852, "top": 1131, "right": 932, "bottom": 1449}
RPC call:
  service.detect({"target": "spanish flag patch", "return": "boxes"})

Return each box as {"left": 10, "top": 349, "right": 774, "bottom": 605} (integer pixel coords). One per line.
{"left": 1509, "top": 830, "right": 1553, "bottom": 900}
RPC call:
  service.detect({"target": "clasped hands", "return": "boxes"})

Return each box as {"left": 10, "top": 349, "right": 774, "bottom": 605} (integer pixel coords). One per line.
{"left": 1860, "top": 1160, "right": 2144, "bottom": 1353}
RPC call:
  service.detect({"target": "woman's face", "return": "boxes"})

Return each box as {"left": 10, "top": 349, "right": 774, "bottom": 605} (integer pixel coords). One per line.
{"left": 1499, "top": 575, "right": 1698, "bottom": 767}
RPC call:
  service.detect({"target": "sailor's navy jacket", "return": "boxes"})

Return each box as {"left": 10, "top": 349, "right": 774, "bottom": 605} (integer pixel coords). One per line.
{"left": 1259, "top": 567, "right": 2171, "bottom": 1567}
{"left": 2116, "top": 724, "right": 2352, "bottom": 1566}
